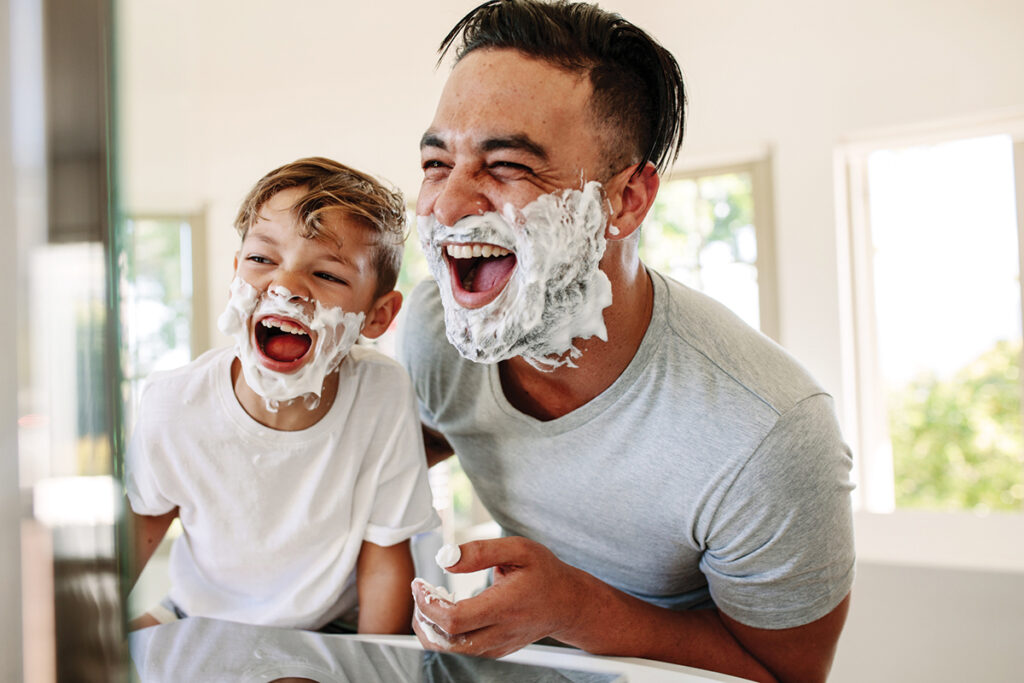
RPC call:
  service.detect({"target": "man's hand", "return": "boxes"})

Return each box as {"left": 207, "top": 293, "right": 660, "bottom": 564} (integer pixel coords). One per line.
{"left": 410, "top": 535, "right": 849, "bottom": 682}
{"left": 411, "top": 537, "right": 587, "bottom": 658}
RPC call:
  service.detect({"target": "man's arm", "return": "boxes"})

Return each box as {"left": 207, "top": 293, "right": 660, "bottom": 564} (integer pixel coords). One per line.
{"left": 422, "top": 425, "right": 454, "bottom": 468}
{"left": 412, "top": 537, "right": 849, "bottom": 683}
{"left": 356, "top": 539, "right": 416, "bottom": 634}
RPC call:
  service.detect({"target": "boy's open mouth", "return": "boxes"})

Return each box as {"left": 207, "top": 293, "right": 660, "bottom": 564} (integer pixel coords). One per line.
{"left": 445, "top": 242, "right": 516, "bottom": 309}
{"left": 254, "top": 315, "right": 313, "bottom": 367}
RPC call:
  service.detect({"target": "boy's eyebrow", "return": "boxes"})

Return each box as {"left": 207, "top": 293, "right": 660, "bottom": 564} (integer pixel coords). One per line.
{"left": 246, "top": 232, "right": 278, "bottom": 248}
{"left": 245, "top": 231, "right": 361, "bottom": 272}
{"left": 419, "top": 130, "right": 549, "bottom": 161}
{"left": 320, "top": 250, "right": 360, "bottom": 272}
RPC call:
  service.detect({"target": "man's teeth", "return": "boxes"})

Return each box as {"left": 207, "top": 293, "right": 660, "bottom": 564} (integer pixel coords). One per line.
{"left": 445, "top": 244, "right": 511, "bottom": 259}
{"left": 261, "top": 319, "right": 306, "bottom": 335}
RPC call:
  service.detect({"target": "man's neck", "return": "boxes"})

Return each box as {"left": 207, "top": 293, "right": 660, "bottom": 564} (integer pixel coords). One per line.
{"left": 499, "top": 264, "right": 654, "bottom": 421}
{"left": 230, "top": 358, "right": 340, "bottom": 431}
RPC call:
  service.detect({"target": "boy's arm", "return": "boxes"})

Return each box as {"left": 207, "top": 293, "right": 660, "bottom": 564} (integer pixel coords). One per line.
{"left": 422, "top": 425, "right": 454, "bottom": 468}
{"left": 129, "top": 503, "right": 178, "bottom": 589}
{"left": 356, "top": 539, "right": 416, "bottom": 634}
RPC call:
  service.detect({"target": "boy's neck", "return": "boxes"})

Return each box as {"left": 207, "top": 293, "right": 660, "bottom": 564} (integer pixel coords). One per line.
{"left": 230, "top": 357, "right": 340, "bottom": 431}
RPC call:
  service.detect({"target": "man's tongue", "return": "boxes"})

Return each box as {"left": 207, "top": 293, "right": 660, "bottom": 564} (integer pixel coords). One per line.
{"left": 264, "top": 334, "right": 310, "bottom": 363}
{"left": 467, "top": 254, "right": 515, "bottom": 292}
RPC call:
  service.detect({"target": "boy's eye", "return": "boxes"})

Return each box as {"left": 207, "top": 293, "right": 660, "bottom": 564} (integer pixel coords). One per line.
{"left": 315, "top": 272, "right": 346, "bottom": 285}
{"left": 246, "top": 255, "right": 272, "bottom": 265}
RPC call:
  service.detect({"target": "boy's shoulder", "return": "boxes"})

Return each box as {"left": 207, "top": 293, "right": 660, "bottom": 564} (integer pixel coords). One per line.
{"left": 344, "top": 344, "right": 410, "bottom": 382}
{"left": 338, "top": 345, "right": 418, "bottom": 406}
{"left": 139, "top": 347, "right": 232, "bottom": 405}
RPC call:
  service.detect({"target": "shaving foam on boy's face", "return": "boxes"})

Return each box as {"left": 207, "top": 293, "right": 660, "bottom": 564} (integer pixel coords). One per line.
{"left": 217, "top": 277, "right": 365, "bottom": 410}
{"left": 419, "top": 181, "right": 613, "bottom": 371}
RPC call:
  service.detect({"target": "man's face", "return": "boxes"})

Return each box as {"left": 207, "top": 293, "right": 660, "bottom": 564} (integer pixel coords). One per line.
{"left": 417, "top": 49, "right": 617, "bottom": 369}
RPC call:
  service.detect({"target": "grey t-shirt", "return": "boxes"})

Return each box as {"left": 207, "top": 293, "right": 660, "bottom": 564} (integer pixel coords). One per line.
{"left": 398, "top": 270, "right": 855, "bottom": 629}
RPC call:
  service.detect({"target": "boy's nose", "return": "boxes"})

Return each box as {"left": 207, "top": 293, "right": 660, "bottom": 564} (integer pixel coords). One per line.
{"left": 268, "top": 271, "right": 311, "bottom": 302}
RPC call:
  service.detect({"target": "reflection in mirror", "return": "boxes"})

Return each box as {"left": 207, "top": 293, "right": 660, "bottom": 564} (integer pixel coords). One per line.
{"left": 129, "top": 617, "right": 624, "bottom": 683}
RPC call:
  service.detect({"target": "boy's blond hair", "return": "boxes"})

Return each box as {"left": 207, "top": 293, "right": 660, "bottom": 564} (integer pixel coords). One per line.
{"left": 234, "top": 157, "right": 407, "bottom": 296}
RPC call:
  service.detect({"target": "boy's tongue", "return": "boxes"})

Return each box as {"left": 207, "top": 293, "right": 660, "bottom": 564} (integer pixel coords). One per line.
{"left": 264, "top": 334, "right": 310, "bottom": 363}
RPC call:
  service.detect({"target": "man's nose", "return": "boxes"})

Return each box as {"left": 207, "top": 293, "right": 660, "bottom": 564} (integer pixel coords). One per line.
{"left": 430, "top": 169, "right": 491, "bottom": 227}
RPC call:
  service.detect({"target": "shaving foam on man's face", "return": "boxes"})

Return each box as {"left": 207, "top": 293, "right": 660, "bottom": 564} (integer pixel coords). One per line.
{"left": 217, "top": 277, "right": 365, "bottom": 411}
{"left": 420, "top": 181, "right": 613, "bottom": 371}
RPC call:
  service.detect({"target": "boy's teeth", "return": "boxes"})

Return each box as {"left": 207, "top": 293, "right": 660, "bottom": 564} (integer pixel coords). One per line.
{"left": 445, "top": 243, "right": 511, "bottom": 259}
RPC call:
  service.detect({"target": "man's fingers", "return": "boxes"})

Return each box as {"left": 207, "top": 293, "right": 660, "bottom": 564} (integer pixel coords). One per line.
{"left": 413, "top": 606, "right": 521, "bottom": 659}
{"left": 412, "top": 575, "right": 513, "bottom": 638}
{"left": 444, "top": 536, "right": 535, "bottom": 574}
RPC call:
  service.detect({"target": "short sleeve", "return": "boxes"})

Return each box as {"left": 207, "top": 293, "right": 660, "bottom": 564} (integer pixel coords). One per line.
{"left": 363, "top": 372, "right": 440, "bottom": 546}
{"left": 699, "top": 394, "right": 856, "bottom": 629}
{"left": 123, "top": 388, "right": 177, "bottom": 516}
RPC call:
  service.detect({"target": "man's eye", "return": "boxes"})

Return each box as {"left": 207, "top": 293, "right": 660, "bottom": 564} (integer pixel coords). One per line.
{"left": 490, "top": 161, "right": 532, "bottom": 179}
{"left": 422, "top": 159, "right": 450, "bottom": 179}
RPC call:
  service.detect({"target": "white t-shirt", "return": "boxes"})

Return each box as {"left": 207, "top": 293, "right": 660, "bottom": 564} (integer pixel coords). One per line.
{"left": 125, "top": 345, "right": 439, "bottom": 629}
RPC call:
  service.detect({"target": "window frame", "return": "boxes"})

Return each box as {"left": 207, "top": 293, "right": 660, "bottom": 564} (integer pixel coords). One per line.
{"left": 652, "top": 155, "right": 780, "bottom": 342}
{"left": 835, "top": 110, "right": 1024, "bottom": 571}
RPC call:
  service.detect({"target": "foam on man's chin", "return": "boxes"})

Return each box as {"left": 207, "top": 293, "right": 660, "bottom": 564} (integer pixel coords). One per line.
{"left": 216, "top": 277, "right": 365, "bottom": 412}
{"left": 420, "top": 181, "right": 612, "bottom": 371}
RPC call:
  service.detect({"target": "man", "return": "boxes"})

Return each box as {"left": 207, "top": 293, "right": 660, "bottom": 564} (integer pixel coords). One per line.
{"left": 397, "top": 2, "right": 855, "bottom": 681}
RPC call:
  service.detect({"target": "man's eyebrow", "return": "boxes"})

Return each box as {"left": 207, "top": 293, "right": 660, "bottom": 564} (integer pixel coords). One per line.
{"left": 480, "top": 134, "right": 548, "bottom": 160}
{"left": 420, "top": 131, "right": 446, "bottom": 150}
{"left": 418, "top": 131, "right": 549, "bottom": 161}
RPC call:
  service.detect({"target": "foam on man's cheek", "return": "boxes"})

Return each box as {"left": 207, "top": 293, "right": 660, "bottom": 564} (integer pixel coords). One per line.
{"left": 217, "top": 277, "right": 365, "bottom": 412}
{"left": 420, "top": 181, "right": 612, "bottom": 370}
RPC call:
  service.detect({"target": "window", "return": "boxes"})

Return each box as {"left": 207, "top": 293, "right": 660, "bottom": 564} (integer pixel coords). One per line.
{"left": 118, "top": 215, "right": 203, "bottom": 426}
{"left": 838, "top": 116, "right": 1024, "bottom": 571}
{"left": 641, "top": 160, "right": 778, "bottom": 340}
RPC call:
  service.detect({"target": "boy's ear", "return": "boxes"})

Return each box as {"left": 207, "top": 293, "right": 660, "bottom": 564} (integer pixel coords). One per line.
{"left": 360, "top": 290, "right": 403, "bottom": 340}
{"left": 602, "top": 161, "right": 660, "bottom": 240}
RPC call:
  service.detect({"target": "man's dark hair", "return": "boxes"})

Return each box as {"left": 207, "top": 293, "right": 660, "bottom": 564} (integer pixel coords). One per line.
{"left": 439, "top": 0, "right": 687, "bottom": 177}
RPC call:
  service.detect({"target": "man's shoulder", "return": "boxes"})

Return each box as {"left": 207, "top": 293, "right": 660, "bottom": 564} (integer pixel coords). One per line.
{"left": 405, "top": 278, "right": 445, "bottom": 323}
{"left": 654, "top": 272, "right": 825, "bottom": 414}
{"left": 397, "top": 279, "right": 457, "bottom": 366}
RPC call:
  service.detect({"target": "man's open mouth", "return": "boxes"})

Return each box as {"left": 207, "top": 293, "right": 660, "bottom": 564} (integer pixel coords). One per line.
{"left": 254, "top": 315, "right": 313, "bottom": 369}
{"left": 445, "top": 242, "right": 516, "bottom": 308}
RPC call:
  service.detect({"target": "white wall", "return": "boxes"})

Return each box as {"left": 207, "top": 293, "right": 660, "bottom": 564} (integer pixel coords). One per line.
{"left": 118, "top": 2, "right": 1024, "bottom": 680}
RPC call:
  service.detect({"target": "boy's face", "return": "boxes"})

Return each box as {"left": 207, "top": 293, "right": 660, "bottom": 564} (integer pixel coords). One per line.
{"left": 236, "top": 186, "right": 383, "bottom": 322}
{"left": 227, "top": 186, "right": 387, "bottom": 385}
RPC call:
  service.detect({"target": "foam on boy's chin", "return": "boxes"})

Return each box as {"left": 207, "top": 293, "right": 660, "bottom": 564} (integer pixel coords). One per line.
{"left": 217, "top": 277, "right": 365, "bottom": 411}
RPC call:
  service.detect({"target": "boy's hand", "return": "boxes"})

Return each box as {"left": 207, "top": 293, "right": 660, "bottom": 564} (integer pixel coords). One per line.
{"left": 410, "top": 537, "right": 590, "bottom": 658}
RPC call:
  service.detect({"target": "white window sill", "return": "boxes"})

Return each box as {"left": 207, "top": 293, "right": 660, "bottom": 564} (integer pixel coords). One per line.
{"left": 854, "top": 509, "right": 1024, "bottom": 573}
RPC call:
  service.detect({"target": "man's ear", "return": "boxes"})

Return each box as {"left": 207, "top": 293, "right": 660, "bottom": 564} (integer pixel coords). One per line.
{"left": 360, "top": 290, "right": 403, "bottom": 340}
{"left": 603, "top": 161, "right": 660, "bottom": 241}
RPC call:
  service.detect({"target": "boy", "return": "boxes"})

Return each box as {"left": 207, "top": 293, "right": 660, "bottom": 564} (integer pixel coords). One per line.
{"left": 125, "top": 157, "right": 439, "bottom": 634}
